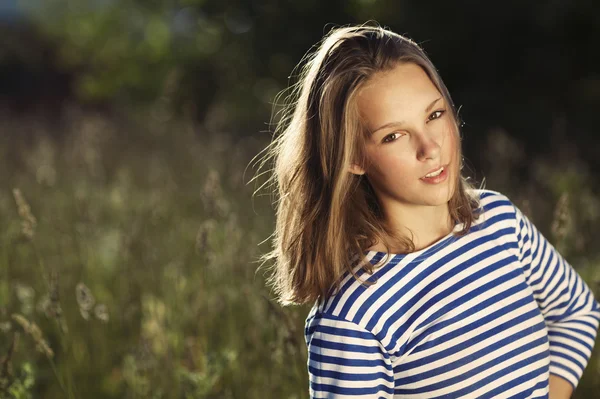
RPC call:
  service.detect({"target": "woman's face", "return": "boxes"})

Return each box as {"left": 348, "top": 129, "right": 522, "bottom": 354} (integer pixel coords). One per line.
{"left": 353, "top": 62, "right": 458, "bottom": 209}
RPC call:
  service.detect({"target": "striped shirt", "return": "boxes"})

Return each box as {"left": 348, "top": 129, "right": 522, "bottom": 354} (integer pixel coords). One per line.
{"left": 304, "top": 189, "right": 600, "bottom": 398}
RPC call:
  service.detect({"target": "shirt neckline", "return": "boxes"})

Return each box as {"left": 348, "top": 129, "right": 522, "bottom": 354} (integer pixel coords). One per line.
{"left": 363, "top": 221, "right": 464, "bottom": 260}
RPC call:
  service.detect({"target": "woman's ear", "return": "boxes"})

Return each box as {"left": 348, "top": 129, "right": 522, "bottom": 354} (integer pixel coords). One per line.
{"left": 348, "top": 163, "right": 366, "bottom": 176}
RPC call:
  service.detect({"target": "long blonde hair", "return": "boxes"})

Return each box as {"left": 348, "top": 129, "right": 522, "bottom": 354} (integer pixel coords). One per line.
{"left": 251, "top": 23, "right": 481, "bottom": 306}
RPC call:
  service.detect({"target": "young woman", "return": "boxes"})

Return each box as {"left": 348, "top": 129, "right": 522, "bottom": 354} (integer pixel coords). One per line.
{"left": 254, "top": 23, "right": 600, "bottom": 398}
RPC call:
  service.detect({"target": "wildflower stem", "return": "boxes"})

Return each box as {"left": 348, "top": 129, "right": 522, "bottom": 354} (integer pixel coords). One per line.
{"left": 29, "top": 234, "right": 77, "bottom": 398}
{"left": 30, "top": 239, "right": 51, "bottom": 293}
{"left": 0, "top": 333, "right": 18, "bottom": 393}
{"left": 48, "top": 324, "right": 74, "bottom": 399}
{"left": 47, "top": 358, "right": 70, "bottom": 397}
{"left": 55, "top": 310, "right": 77, "bottom": 399}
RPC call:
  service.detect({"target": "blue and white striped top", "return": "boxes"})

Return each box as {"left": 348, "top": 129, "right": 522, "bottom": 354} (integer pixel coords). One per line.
{"left": 304, "top": 189, "right": 600, "bottom": 398}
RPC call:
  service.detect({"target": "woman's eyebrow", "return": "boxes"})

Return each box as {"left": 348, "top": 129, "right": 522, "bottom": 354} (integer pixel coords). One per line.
{"left": 370, "top": 96, "right": 443, "bottom": 136}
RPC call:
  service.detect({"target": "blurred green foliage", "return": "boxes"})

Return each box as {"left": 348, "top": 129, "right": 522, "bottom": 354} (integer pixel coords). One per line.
{"left": 9, "top": 0, "right": 599, "bottom": 175}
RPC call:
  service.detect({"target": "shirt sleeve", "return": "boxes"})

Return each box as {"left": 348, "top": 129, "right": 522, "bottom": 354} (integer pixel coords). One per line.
{"left": 306, "top": 313, "right": 395, "bottom": 398}
{"left": 513, "top": 201, "right": 600, "bottom": 390}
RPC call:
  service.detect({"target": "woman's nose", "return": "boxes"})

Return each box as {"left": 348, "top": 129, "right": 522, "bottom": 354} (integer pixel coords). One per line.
{"left": 416, "top": 132, "right": 442, "bottom": 161}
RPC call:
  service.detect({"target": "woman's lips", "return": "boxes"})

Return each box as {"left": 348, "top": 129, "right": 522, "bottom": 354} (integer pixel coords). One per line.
{"left": 420, "top": 164, "right": 449, "bottom": 184}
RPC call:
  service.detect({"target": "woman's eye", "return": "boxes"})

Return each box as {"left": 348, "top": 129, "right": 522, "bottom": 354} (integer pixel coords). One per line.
{"left": 383, "top": 132, "right": 403, "bottom": 143}
{"left": 428, "top": 109, "right": 446, "bottom": 121}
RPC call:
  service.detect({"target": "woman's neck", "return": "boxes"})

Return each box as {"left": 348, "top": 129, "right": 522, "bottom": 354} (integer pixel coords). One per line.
{"left": 369, "top": 203, "right": 454, "bottom": 253}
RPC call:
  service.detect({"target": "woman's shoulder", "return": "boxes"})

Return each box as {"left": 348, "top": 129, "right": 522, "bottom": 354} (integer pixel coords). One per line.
{"left": 470, "top": 187, "right": 517, "bottom": 208}
{"left": 468, "top": 188, "right": 521, "bottom": 228}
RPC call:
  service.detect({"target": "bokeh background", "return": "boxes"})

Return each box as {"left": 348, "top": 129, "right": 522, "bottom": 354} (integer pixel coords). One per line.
{"left": 1, "top": 0, "right": 600, "bottom": 398}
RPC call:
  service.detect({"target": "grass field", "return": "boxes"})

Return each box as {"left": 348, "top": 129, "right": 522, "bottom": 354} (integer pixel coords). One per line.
{"left": 1, "top": 106, "right": 599, "bottom": 398}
